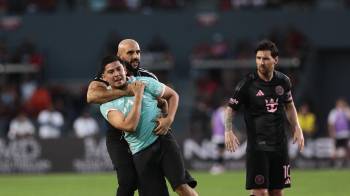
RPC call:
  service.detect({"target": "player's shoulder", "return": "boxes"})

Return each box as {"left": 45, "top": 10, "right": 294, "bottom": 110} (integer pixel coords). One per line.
{"left": 137, "top": 73, "right": 163, "bottom": 86}
{"left": 328, "top": 108, "right": 337, "bottom": 116}
{"left": 100, "top": 100, "right": 114, "bottom": 108}
{"left": 274, "top": 70, "right": 291, "bottom": 83}
{"left": 138, "top": 68, "right": 158, "bottom": 80}
{"left": 246, "top": 72, "right": 259, "bottom": 81}
{"left": 134, "top": 76, "right": 157, "bottom": 84}
{"left": 101, "top": 99, "right": 126, "bottom": 116}
{"left": 236, "top": 72, "right": 256, "bottom": 89}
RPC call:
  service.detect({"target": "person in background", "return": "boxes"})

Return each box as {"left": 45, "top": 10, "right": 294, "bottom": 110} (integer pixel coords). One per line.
{"left": 210, "top": 102, "right": 226, "bottom": 175}
{"left": 38, "top": 103, "right": 64, "bottom": 139}
{"left": 8, "top": 109, "right": 35, "bottom": 140}
{"left": 297, "top": 102, "right": 317, "bottom": 143}
{"left": 328, "top": 97, "right": 350, "bottom": 167}
{"left": 73, "top": 109, "right": 99, "bottom": 138}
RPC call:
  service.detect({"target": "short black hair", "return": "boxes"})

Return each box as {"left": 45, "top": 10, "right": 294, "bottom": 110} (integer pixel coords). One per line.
{"left": 98, "top": 55, "right": 118, "bottom": 78}
{"left": 255, "top": 39, "right": 279, "bottom": 58}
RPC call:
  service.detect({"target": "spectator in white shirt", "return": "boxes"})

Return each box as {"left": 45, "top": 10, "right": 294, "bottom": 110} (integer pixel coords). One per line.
{"left": 73, "top": 110, "right": 99, "bottom": 138}
{"left": 8, "top": 110, "right": 35, "bottom": 140}
{"left": 38, "top": 104, "right": 64, "bottom": 139}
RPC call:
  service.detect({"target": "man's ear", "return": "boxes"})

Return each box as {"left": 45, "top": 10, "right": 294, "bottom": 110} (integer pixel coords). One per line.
{"left": 274, "top": 56, "right": 279, "bottom": 65}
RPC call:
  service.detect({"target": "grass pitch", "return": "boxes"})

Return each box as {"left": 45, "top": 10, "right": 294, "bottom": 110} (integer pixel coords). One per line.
{"left": 0, "top": 170, "right": 349, "bottom": 196}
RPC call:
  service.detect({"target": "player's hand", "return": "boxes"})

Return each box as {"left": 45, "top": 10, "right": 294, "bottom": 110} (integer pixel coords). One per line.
{"left": 225, "top": 130, "right": 240, "bottom": 152}
{"left": 293, "top": 126, "right": 304, "bottom": 152}
{"left": 126, "top": 83, "right": 135, "bottom": 96}
{"left": 130, "top": 81, "right": 145, "bottom": 97}
{"left": 153, "top": 117, "right": 172, "bottom": 135}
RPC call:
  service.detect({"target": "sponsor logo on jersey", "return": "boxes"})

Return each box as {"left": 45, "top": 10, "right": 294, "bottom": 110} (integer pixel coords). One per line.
{"left": 229, "top": 98, "right": 239, "bottom": 105}
{"left": 275, "top": 85, "right": 284, "bottom": 96}
{"left": 265, "top": 98, "right": 279, "bottom": 113}
{"left": 256, "top": 90, "right": 265, "bottom": 96}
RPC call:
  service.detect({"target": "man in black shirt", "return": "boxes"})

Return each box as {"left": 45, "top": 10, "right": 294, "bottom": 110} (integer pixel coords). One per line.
{"left": 224, "top": 40, "right": 304, "bottom": 196}
{"left": 87, "top": 39, "right": 196, "bottom": 196}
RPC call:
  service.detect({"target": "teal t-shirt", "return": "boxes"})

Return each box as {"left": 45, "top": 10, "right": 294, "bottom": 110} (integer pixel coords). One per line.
{"left": 100, "top": 76, "right": 165, "bottom": 154}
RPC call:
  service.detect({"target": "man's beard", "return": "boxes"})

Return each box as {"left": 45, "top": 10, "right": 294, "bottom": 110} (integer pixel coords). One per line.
{"left": 257, "top": 65, "right": 274, "bottom": 80}
{"left": 258, "top": 65, "right": 272, "bottom": 74}
{"left": 122, "top": 59, "right": 140, "bottom": 74}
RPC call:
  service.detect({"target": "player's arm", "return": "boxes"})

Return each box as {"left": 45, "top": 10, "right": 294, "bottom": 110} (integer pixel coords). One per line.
{"left": 157, "top": 98, "right": 168, "bottom": 116}
{"left": 328, "top": 123, "right": 336, "bottom": 138}
{"left": 344, "top": 103, "right": 350, "bottom": 119}
{"left": 327, "top": 112, "right": 336, "bottom": 138}
{"left": 224, "top": 106, "right": 240, "bottom": 152}
{"left": 106, "top": 81, "right": 145, "bottom": 132}
{"left": 154, "top": 86, "right": 178, "bottom": 135}
{"left": 285, "top": 101, "right": 304, "bottom": 151}
{"left": 224, "top": 77, "right": 247, "bottom": 153}
{"left": 161, "top": 86, "right": 178, "bottom": 123}
{"left": 87, "top": 80, "right": 132, "bottom": 104}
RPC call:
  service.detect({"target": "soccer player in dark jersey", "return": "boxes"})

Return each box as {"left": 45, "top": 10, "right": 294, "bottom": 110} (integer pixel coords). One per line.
{"left": 86, "top": 39, "right": 196, "bottom": 196}
{"left": 224, "top": 40, "right": 304, "bottom": 196}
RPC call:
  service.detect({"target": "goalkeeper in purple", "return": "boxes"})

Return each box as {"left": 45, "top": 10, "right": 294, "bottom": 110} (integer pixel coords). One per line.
{"left": 99, "top": 56, "right": 198, "bottom": 196}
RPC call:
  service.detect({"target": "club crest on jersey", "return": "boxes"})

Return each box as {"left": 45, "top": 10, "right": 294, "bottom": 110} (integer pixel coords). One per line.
{"left": 265, "top": 98, "right": 279, "bottom": 113}
{"left": 256, "top": 90, "right": 264, "bottom": 96}
{"left": 255, "top": 175, "right": 265, "bottom": 185}
{"left": 275, "top": 85, "right": 284, "bottom": 96}
{"left": 229, "top": 98, "right": 238, "bottom": 105}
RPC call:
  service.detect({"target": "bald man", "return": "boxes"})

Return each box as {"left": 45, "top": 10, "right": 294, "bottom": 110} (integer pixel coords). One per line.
{"left": 88, "top": 39, "right": 157, "bottom": 104}
{"left": 87, "top": 39, "right": 196, "bottom": 196}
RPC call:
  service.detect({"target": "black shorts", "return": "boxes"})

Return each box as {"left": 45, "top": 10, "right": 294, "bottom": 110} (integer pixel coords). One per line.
{"left": 336, "top": 138, "right": 349, "bottom": 148}
{"left": 246, "top": 149, "right": 291, "bottom": 190}
{"left": 106, "top": 130, "right": 138, "bottom": 196}
{"left": 133, "top": 132, "right": 192, "bottom": 196}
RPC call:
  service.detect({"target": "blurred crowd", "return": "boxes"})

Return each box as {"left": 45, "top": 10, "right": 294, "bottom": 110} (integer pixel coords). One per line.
{"left": 0, "top": 37, "right": 44, "bottom": 69}
{"left": 0, "top": 32, "right": 173, "bottom": 140}
{"left": 0, "top": 71, "right": 92, "bottom": 139}
{"left": 192, "top": 26, "right": 309, "bottom": 60}
{"left": 0, "top": 0, "right": 349, "bottom": 14}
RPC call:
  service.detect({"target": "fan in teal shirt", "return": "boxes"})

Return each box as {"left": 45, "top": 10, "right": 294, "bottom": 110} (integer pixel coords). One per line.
{"left": 100, "top": 76, "right": 165, "bottom": 154}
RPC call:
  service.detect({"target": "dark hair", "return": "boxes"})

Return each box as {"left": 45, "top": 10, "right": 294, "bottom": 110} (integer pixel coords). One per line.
{"left": 98, "top": 55, "right": 118, "bottom": 78}
{"left": 255, "top": 39, "right": 279, "bottom": 58}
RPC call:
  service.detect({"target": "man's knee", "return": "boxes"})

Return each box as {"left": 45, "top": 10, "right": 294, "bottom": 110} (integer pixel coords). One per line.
{"left": 268, "top": 189, "right": 283, "bottom": 196}
{"left": 175, "top": 184, "right": 198, "bottom": 196}
{"left": 117, "top": 180, "right": 137, "bottom": 196}
{"left": 251, "top": 188, "right": 268, "bottom": 196}
{"left": 117, "top": 173, "right": 137, "bottom": 195}
{"left": 117, "top": 166, "right": 138, "bottom": 187}
{"left": 118, "top": 178, "right": 137, "bottom": 190}
{"left": 117, "top": 184, "right": 136, "bottom": 196}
